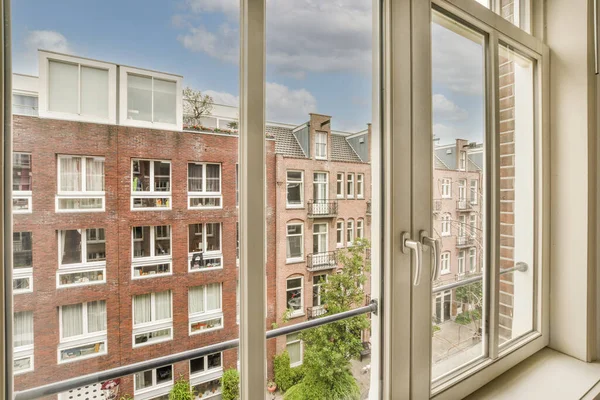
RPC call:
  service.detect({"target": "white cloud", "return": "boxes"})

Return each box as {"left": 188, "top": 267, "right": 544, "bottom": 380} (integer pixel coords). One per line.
{"left": 14, "top": 30, "right": 72, "bottom": 75}
{"left": 432, "top": 94, "right": 468, "bottom": 121}
{"left": 204, "top": 89, "right": 239, "bottom": 107}
{"left": 178, "top": 24, "right": 238, "bottom": 63}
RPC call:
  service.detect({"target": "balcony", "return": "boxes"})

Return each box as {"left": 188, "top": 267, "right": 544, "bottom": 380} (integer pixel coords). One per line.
{"left": 366, "top": 200, "right": 372, "bottom": 215}
{"left": 456, "top": 236, "right": 475, "bottom": 248}
{"left": 308, "top": 199, "right": 338, "bottom": 218}
{"left": 456, "top": 199, "right": 472, "bottom": 211}
{"left": 307, "top": 251, "right": 338, "bottom": 272}
{"left": 306, "top": 306, "right": 327, "bottom": 320}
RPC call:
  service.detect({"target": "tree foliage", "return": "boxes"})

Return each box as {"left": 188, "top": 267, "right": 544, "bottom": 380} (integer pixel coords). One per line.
{"left": 221, "top": 368, "right": 240, "bottom": 400}
{"left": 455, "top": 282, "right": 483, "bottom": 329}
{"left": 274, "top": 350, "right": 304, "bottom": 392}
{"left": 283, "top": 239, "right": 371, "bottom": 400}
{"left": 168, "top": 376, "right": 195, "bottom": 400}
{"left": 183, "top": 87, "right": 213, "bottom": 126}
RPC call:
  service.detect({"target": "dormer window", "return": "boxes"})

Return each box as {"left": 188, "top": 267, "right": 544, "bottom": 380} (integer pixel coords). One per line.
{"left": 315, "top": 131, "right": 327, "bottom": 160}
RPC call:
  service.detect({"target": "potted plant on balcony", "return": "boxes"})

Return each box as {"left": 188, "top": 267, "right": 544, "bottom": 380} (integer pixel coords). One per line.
{"left": 267, "top": 381, "right": 277, "bottom": 393}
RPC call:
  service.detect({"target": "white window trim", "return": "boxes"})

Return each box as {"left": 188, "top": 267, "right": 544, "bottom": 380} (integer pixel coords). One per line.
{"left": 56, "top": 155, "right": 106, "bottom": 213}
{"left": 315, "top": 131, "right": 327, "bottom": 160}
{"left": 441, "top": 178, "right": 451, "bottom": 199}
{"left": 134, "top": 365, "right": 174, "bottom": 400}
{"left": 469, "top": 248, "right": 477, "bottom": 272}
{"left": 131, "top": 226, "right": 172, "bottom": 279}
{"left": 312, "top": 274, "right": 327, "bottom": 309}
{"left": 286, "top": 276, "right": 304, "bottom": 318}
{"left": 189, "top": 353, "right": 224, "bottom": 382}
{"left": 188, "top": 284, "right": 224, "bottom": 336}
{"left": 470, "top": 179, "right": 478, "bottom": 205}
{"left": 119, "top": 66, "right": 183, "bottom": 130}
{"left": 458, "top": 251, "right": 465, "bottom": 275}
{"left": 13, "top": 351, "right": 34, "bottom": 375}
{"left": 357, "top": 174, "right": 365, "bottom": 198}
{"left": 336, "top": 173, "right": 344, "bottom": 198}
{"left": 131, "top": 159, "right": 172, "bottom": 211}
{"left": 38, "top": 51, "right": 117, "bottom": 124}
{"left": 132, "top": 291, "right": 173, "bottom": 348}
{"left": 347, "top": 173, "right": 355, "bottom": 199}
{"left": 188, "top": 223, "right": 224, "bottom": 273}
{"left": 13, "top": 152, "right": 32, "bottom": 214}
{"left": 441, "top": 215, "right": 451, "bottom": 237}
{"left": 440, "top": 252, "right": 451, "bottom": 275}
{"left": 286, "top": 334, "right": 304, "bottom": 367}
{"left": 336, "top": 221, "right": 344, "bottom": 248}
{"left": 286, "top": 170, "right": 304, "bottom": 208}
{"left": 57, "top": 229, "right": 107, "bottom": 288}
{"left": 347, "top": 219, "right": 355, "bottom": 246}
{"left": 12, "top": 270, "right": 33, "bottom": 294}
{"left": 187, "top": 163, "right": 223, "bottom": 210}
{"left": 286, "top": 223, "right": 304, "bottom": 263}
{"left": 58, "top": 301, "right": 108, "bottom": 364}
{"left": 357, "top": 219, "right": 364, "bottom": 239}
{"left": 313, "top": 223, "right": 328, "bottom": 254}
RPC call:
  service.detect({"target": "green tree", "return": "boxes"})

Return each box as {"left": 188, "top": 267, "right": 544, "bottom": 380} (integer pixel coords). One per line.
{"left": 454, "top": 281, "right": 483, "bottom": 342}
{"left": 222, "top": 368, "right": 240, "bottom": 400}
{"left": 183, "top": 87, "right": 213, "bottom": 126}
{"left": 169, "top": 376, "right": 195, "bottom": 400}
{"left": 284, "top": 239, "right": 371, "bottom": 400}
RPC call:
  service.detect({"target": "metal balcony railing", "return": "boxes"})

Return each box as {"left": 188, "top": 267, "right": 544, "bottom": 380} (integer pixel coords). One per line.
{"left": 456, "top": 236, "right": 475, "bottom": 248}
{"left": 456, "top": 199, "right": 472, "bottom": 211}
{"left": 307, "top": 306, "right": 328, "bottom": 320}
{"left": 307, "top": 250, "right": 338, "bottom": 271}
{"left": 308, "top": 199, "right": 338, "bottom": 218}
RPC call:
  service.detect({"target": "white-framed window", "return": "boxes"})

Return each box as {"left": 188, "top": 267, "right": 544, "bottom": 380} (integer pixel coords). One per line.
{"left": 132, "top": 291, "right": 173, "bottom": 347}
{"left": 131, "top": 159, "right": 172, "bottom": 210}
{"left": 13, "top": 93, "right": 38, "bottom": 116}
{"left": 312, "top": 223, "right": 328, "bottom": 254}
{"left": 440, "top": 252, "right": 451, "bottom": 275}
{"left": 336, "top": 173, "right": 344, "bottom": 198}
{"left": 286, "top": 170, "right": 304, "bottom": 207}
{"left": 56, "top": 155, "right": 105, "bottom": 212}
{"left": 189, "top": 283, "right": 223, "bottom": 335}
{"left": 357, "top": 219, "right": 364, "bottom": 239}
{"left": 469, "top": 248, "right": 477, "bottom": 272}
{"left": 190, "top": 353, "right": 223, "bottom": 397}
{"left": 39, "top": 52, "right": 117, "bottom": 124}
{"left": 13, "top": 232, "right": 33, "bottom": 294}
{"left": 13, "top": 152, "right": 32, "bottom": 214}
{"left": 441, "top": 178, "right": 451, "bottom": 198}
{"left": 13, "top": 311, "right": 34, "bottom": 374}
{"left": 134, "top": 365, "right": 173, "bottom": 400}
{"left": 470, "top": 179, "right": 478, "bottom": 204}
{"left": 119, "top": 67, "right": 182, "bottom": 130}
{"left": 441, "top": 214, "right": 451, "bottom": 236}
{"left": 191, "top": 378, "right": 222, "bottom": 400}
{"left": 336, "top": 221, "right": 344, "bottom": 248}
{"left": 188, "top": 163, "right": 222, "bottom": 209}
{"left": 458, "top": 215, "right": 466, "bottom": 238}
{"left": 190, "top": 352, "right": 223, "bottom": 377}
{"left": 132, "top": 226, "right": 172, "bottom": 279}
{"left": 312, "top": 274, "right": 327, "bottom": 308}
{"left": 469, "top": 214, "right": 477, "bottom": 238}
{"left": 347, "top": 219, "right": 354, "bottom": 246}
{"left": 315, "top": 131, "right": 327, "bottom": 159}
{"left": 57, "top": 229, "right": 106, "bottom": 288}
{"left": 286, "top": 223, "right": 304, "bottom": 262}
{"left": 189, "top": 223, "right": 223, "bottom": 272}
{"left": 347, "top": 173, "right": 355, "bottom": 199}
{"left": 357, "top": 174, "right": 364, "bottom": 198}
{"left": 286, "top": 277, "right": 304, "bottom": 317}
{"left": 458, "top": 250, "right": 465, "bottom": 275}
{"left": 458, "top": 179, "right": 466, "bottom": 201}
{"left": 58, "top": 301, "right": 107, "bottom": 363}
{"left": 459, "top": 150, "right": 467, "bottom": 171}
{"left": 286, "top": 333, "right": 303, "bottom": 367}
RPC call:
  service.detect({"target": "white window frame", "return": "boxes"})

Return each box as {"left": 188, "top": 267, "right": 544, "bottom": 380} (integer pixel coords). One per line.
{"left": 440, "top": 252, "right": 451, "bottom": 275}
{"left": 336, "top": 221, "right": 344, "bottom": 248}
{"left": 134, "top": 365, "right": 174, "bottom": 400}
{"left": 312, "top": 274, "right": 327, "bottom": 308}
{"left": 188, "top": 223, "right": 224, "bottom": 272}
{"left": 131, "top": 159, "right": 172, "bottom": 211}
{"left": 315, "top": 131, "right": 327, "bottom": 160}
{"left": 336, "top": 173, "right": 344, "bottom": 198}
{"left": 346, "top": 219, "right": 355, "bottom": 246}
{"left": 58, "top": 301, "right": 108, "bottom": 364}
{"left": 470, "top": 214, "right": 477, "bottom": 238}
{"left": 286, "top": 170, "right": 304, "bottom": 208}
{"left": 312, "top": 223, "right": 328, "bottom": 254}
{"left": 286, "top": 333, "right": 303, "bottom": 367}
{"left": 38, "top": 51, "right": 117, "bottom": 124}
{"left": 56, "top": 155, "right": 106, "bottom": 213}
{"left": 357, "top": 173, "right": 365, "bottom": 198}
{"left": 131, "top": 225, "right": 172, "bottom": 279}
{"left": 441, "top": 214, "right": 451, "bottom": 237}
{"left": 357, "top": 219, "right": 364, "bottom": 239}
{"left": 132, "top": 291, "right": 173, "bottom": 348}
{"left": 458, "top": 178, "right": 467, "bottom": 201}
{"left": 441, "top": 178, "right": 451, "bottom": 198}
{"left": 13, "top": 311, "right": 34, "bottom": 375}
{"left": 13, "top": 231, "right": 33, "bottom": 294}
{"left": 119, "top": 66, "right": 183, "bottom": 130}
{"left": 190, "top": 352, "right": 224, "bottom": 386}
{"left": 469, "top": 248, "right": 477, "bottom": 272}
{"left": 347, "top": 173, "right": 355, "bottom": 199}
{"left": 458, "top": 250, "right": 465, "bottom": 275}
{"left": 286, "top": 223, "right": 304, "bottom": 263}
{"left": 286, "top": 276, "right": 304, "bottom": 318}
{"left": 188, "top": 163, "right": 223, "bottom": 210}
{"left": 57, "top": 229, "right": 107, "bottom": 288}
{"left": 470, "top": 179, "right": 478, "bottom": 204}
{"left": 13, "top": 152, "right": 32, "bottom": 214}
{"left": 188, "top": 284, "right": 224, "bottom": 335}
{"left": 458, "top": 215, "right": 466, "bottom": 238}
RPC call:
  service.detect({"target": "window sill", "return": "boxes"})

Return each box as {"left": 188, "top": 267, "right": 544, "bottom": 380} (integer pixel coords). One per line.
{"left": 286, "top": 259, "right": 304, "bottom": 265}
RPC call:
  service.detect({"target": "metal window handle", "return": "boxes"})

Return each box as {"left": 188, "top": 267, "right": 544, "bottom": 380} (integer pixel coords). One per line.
{"left": 420, "top": 230, "right": 441, "bottom": 282}
{"left": 401, "top": 232, "right": 423, "bottom": 286}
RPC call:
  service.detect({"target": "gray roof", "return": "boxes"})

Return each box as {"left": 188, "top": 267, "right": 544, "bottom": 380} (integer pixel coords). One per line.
{"left": 434, "top": 143, "right": 483, "bottom": 171}
{"left": 331, "top": 135, "right": 363, "bottom": 163}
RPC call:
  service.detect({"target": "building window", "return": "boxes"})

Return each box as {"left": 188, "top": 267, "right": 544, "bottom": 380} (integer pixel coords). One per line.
{"left": 236, "top": 164, "right": 239, "bottom": 207}
{"left": 313, "top": 223, "right": 328, "bottom": 254}
{"left": 347, "top": 219, "right": 355, "bottom": 246}
{"left": 441, "top": 214, "right": 451, "bottom": 236}
{"left": 58, "top": 229, "right": 106, "bottom": 287}
{"left": 336, "top": 173, "right": 344, "bottom": 198}
{"left": 357, "top": 174, "right": 364, "bottom": 198}
{"left": 469, "top": 248, "right": 477, "bottom": 272}
{"left": 458, "top": 179, "right": 466, "bottom": 201}
{"left": 13, "top": 311, "right": 33, "bottom": 374}
{"left": 48, "top": 60, "right": 109, "bottom": 119}
{"left": 357, "top": 219, "right": 364, "bottom": 239}
{"left": 131, "top": 159, "right": 171, "bottom": 210}
{"left": 459, "top": 150, "right": 467, "bottom": 171}
{"left": 315, "top": 131, "right": 327, "bottom": 159}
{"left": 313, "top": 172, "right": 328, "bottom": 203}
{"left": 191, "top": 379, "right": 222, "bottom": 399}
{"left": 312, "top": 275, "right": 327, "bottom": 308}
{"left": 190, "top": 352, "right": 223, "bottom": 378}
{"left": 347, "top": 173, "right": 355, "bottom": 199}
{"left": 188, "top": 163, "right": 222, "bottom": 209}
{"left": 13, "top": 94, "right": 38, "bottom": 116}
{"left": 13, "top": 232, "right": 32, "bottom": 294}
{"left": 133, "top": 291, "right": 173, "bottom": 347}
{"left": 126, "top": 73, "right": 177, "bottom": 125}
{"left": 189, "top": 284, "right": 223, "bottom": 335}
{"left": 189, "top": 223, "right": 223, "bottom": 271}
{"left": 134, "top": 365, "right": 173, "bottom": 398}
{"left": 469, "top": 214, "right": 477, "bottom": 238}
{"left": 286, "top": 171, "right": 304, "bottom": 207}
{"left": 286, "top": 223, "right": 304, "bottom": 262}
{"left": 470, "top": 179, "right": 478, "bottom": 204}
{"left": 441, "top": 178, "right": 451, "bottom": 198}
{"left": 286, "top": 277, "right": 303, "bottom": 317}
{"left": 57, "top": 155, "right": 105, "bottom": 212}
{"left": 458, "top": 250, "right": 465, "bottom": 275}
{"left": 286, "top": 333, "right": 303, "bottom": 367}
{"left": 59, "top": 301, "right": 107, "bottom": 363}
{"left": 132, "top": 226, "right": 172, "bottom": 279}
{"left": 458, "top": 215, "right": 466, "bottom": 238}
{"left": 336, "top": 221, "right": 344, "bottom": 248}
{"left": 440, "top": 252, "right": 450, "bottom": 275}
{"left": 13, "top": 153, "right": 32, "bottom": 214}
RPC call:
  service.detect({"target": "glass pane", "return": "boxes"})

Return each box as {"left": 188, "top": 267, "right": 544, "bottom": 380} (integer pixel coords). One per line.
{"left": 431, "top": 11, "right": 486, "bottom": 383}
{"left": 500, "top": 0, "right": 530, "bottom": 31}
{"left": 60, "top": 230, "right": 82, "bottom": 265}
{"left": 80, "top": 66, "right": 109, "bottom": 118}
{"left": 128, "top": 74, "right": 152, "bottom": 122}
{"left": 13, "top": 232, "right": 32, "bottom": 268}
{"left": 13, "top": 153, "right": 31, "bottom": 191}
{"left": 153, "top": 79, "right": 177, "bottom": 124}
{"left": 48, "top": 60, "right": 78, "bottom": 114}
{"left": 59, "top": 157, "right": 82, "bottom": 192}
{"left": 498, "top": 45, "right": 535, "bottom": 345}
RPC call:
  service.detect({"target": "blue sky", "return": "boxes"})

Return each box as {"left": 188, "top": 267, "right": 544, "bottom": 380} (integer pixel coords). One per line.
{"left": 12, "top": 0, "right": 483, "bottom": 140}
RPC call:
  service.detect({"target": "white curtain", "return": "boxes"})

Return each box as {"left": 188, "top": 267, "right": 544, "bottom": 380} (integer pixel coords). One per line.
{"left": 60, "top": 157, "right": 82, "bottom": 192}
{"left": 206, "top": 164, "right": 220, "bottom": 192}
{"left": 62, "top": 304, "right": 83, "bottom": 338}
{"left": 48, "top": 61, "right": 78, "bottom": 114}
{"left": 188, "top": 164, "right": 203, "bottom": 192}
{"left": 155, "top": 291, "right": 171, "bottom": 320}
{"left": 81, "top": 66, "right": 109, "bottom": 118}
{"left": 134, "top": 294, "right": 152, "bottom": 325}
{"left": 87, "top": 301, "right": 107, "bottom": 333}
{"left": 14, "top": 311, "right": 33, "bottom": 347}
{"left": 189, "top": 286, "right": 204, "bottom": 314}
{"left": 86, "top": 158, "right": 105, "bottom": 191}
{"left": 206, "top": 283, "right": 221, "bottom": 311}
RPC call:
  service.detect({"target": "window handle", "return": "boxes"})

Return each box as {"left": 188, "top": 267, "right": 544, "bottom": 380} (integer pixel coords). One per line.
{"left": 402, "top": 232, "right": 423, "bottom": 286}
{"left": 420, "top": 231, "right": 441, "bottom": 282}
